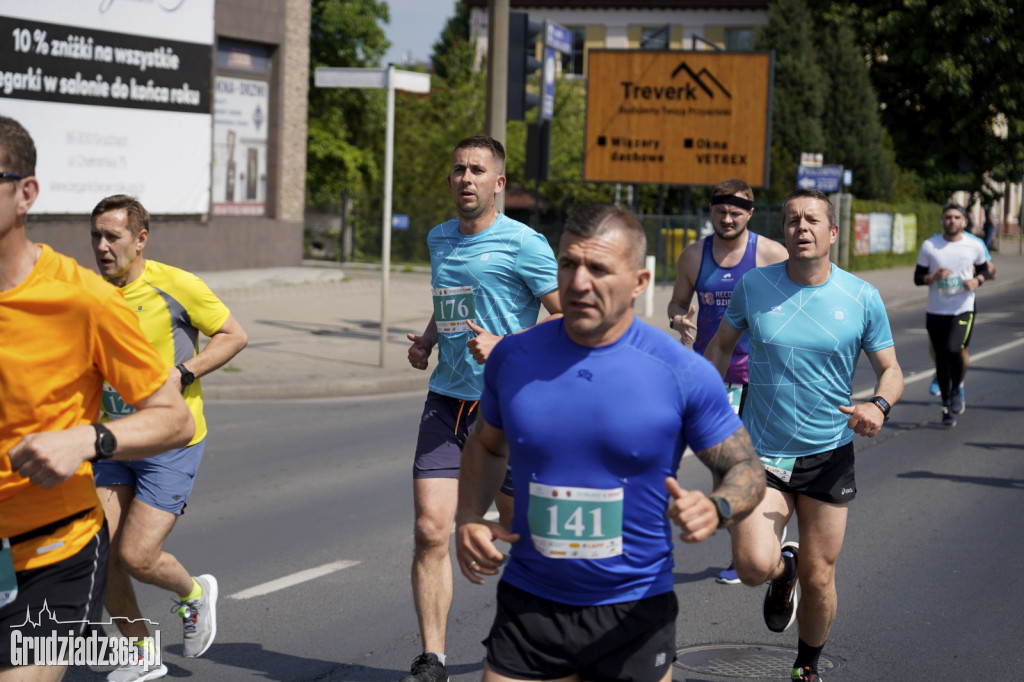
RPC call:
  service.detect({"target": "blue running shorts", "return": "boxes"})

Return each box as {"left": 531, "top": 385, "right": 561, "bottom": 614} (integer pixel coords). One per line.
{"left": 93, "top": 440, "right": 205, "bottom": 515}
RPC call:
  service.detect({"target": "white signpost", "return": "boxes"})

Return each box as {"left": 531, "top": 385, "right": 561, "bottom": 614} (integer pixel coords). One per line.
{"left": 314, "top": 66, "right": 431, "bottom": 367}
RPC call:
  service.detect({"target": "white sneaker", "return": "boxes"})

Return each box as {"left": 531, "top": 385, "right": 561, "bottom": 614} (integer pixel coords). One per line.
{"left": 107, "top": 644, "right": 167, "bottom": 681}
{"left": 175, "top": 574, "right": 218, "bottom": 658}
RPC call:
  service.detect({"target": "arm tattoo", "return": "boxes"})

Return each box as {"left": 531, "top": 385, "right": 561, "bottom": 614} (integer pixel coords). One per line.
{"left": 695, "top": 428, "right": 765, "bottom": 523}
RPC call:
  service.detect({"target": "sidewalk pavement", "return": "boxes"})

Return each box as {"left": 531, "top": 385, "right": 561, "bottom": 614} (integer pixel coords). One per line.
{"left": 197, "top": 253, "right": 1023, "bottom": 400}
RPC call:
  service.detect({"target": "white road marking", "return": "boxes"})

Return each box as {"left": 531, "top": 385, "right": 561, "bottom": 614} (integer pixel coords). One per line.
{"left": 229, "top": 560, "right": 360, "bottom": 600}
{"left": 852, "top": 335, "right": 1024, "bottom": 400}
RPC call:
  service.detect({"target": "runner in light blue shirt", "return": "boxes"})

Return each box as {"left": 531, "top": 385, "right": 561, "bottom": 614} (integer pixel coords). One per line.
{"left": 723, "top": 260, "right": 894, "bottom": 457}
{"left": 705, "top": 189, "right": 904, "bottom": 682}
{"left": 401, "top": 136, "right": 560, "bottom": 682}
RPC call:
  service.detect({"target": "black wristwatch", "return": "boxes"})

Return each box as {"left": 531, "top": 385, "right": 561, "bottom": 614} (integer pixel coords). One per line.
{"left": 668, "top": 316, "right": 675, "bottom": 330}
{"left": 177, "top": 364, "right": 195, "bottom": 390}
{"left": 870, "top": 395, "right": 891, "bottom": 421}
{"left": 91, "top": 423, "right": 117, "bottom": 462}
{"left": 708, "top": 495, "right": 733, "bottom": 528}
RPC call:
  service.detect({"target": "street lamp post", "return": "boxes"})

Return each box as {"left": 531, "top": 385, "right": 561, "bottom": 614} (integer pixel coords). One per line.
{"left": 314, "top": 66, "right": 431, "bottom": 367}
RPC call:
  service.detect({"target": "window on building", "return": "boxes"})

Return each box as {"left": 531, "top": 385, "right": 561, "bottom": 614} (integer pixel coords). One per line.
{"left": 641, "top": 25, "right": 670, "bottom": 50}
{"left": 561, "top": 27, "right": 586, "bottom": 76}
{"left": 725, "top": 28, "right": 755, "bottom": 51}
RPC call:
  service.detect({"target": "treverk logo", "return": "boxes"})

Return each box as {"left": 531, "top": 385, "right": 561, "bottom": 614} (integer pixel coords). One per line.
{"left": 620, "top": 61, "right": 732, "bottom": 103}
{"left": 671, "top": 62, "right": 732, "bottom": 99}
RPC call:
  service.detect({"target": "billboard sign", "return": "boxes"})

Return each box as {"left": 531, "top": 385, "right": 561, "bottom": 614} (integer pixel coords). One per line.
{"left": 869, "top": 212, "right": 893, "bottom": 254}
{"left": 0, "top": 1, "right": 214, "bottom": 214}
{"left": 584, "top": 50, "right": 773, "bottom": 186}
{"left": 212, "top": 76, "right": 268, "bottom": 217}
{"left": 854, "top": 212, "right": 871, "bottom": 256}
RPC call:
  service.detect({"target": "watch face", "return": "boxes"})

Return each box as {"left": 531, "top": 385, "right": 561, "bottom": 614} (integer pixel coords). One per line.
{"left": 94, "top": 425, "right": 117, "bottom": 459}
{"left": 715, "top": 496, "right": 732, "bottom": 521}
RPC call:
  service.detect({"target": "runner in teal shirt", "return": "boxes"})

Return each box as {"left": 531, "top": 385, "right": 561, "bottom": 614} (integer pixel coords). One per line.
{"left": 705, "top": 189, "right": 904, "bottom": 682}
{"left": 724, "top": 260, "right": 894, "bottom": 457}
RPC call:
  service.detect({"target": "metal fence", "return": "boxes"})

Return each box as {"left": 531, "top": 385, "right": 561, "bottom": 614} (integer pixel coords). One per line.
{"left": 641, "top": 205, "right": 785, "bottom": 284}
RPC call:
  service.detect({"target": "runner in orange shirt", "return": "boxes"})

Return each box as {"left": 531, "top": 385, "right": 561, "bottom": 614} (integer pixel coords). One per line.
{"left": 0, "top": 116, "right": 193, "bottom": 682}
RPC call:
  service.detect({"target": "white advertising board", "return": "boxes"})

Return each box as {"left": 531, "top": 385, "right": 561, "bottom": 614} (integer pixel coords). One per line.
{"left": 0, "top": 1, "right": 214, "bottom": 214}
{"left": 868, "top": 212, "right": 893, "bottom": 254}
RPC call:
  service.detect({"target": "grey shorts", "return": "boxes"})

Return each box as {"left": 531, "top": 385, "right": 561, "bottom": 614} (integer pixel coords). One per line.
{"left": 414, "top": 391, "right": 513, "bottom": 495}
{"left": 93, "top": 440, "right": 205, "bottom": 515}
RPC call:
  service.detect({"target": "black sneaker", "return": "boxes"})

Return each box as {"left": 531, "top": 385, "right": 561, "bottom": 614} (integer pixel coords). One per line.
{"left": 763, "top": 541, "right": 799, "bottom": 632}
{"left": 951, "top": 384, "right": 966, "bottom": 414}
{"left": 399, "top": 653, "right": 448, "bottom": 682}
{"left": 792, "top": 665, "right": 821, "bottom": 681}
{"left": 941, "top": 403, "right": 957, "bottom": 427}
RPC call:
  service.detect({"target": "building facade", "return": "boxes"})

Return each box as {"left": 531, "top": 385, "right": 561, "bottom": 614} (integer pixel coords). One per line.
{"left": 464, "top": 0, "right": 768, "bottom": 79}
{"left": 15, "top": 0, "right": 310, "bottom": 271}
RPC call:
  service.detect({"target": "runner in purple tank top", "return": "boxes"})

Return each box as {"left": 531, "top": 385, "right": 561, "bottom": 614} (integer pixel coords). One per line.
{"left": 668, "top": 178, "right": 788, "bottom": 583}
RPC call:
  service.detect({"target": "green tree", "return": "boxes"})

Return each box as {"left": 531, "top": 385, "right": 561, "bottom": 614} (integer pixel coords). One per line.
{"left": 841, "top": 0, "right": 1024, "bottom": 202}
{"left": 386, "top": 65, "right": 489, "bottom": 261}
{"left": 431, "top": 2, "right": 475, "bottom": 84}
{"left": 754, "top": 0, "right": 827, "bottom": 201}
{"left": 816, "top": 11, "right": 896, "bottom": 200}
{"left": 506, "top": 78, "right": 614, "bottom": 212}
{"left": 306, "top": 0, "right": 391, "bottom": 207}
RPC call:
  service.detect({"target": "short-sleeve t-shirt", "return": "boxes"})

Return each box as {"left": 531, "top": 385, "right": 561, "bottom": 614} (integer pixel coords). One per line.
{"left": 916, "top": 233, "right": 989, "bottom": 316}
{"left": 427, "top": 213, "right": 557, "bottom": 400}
{"left": 101, "top": 259, "right": 231, "bottom": 445}
{"left": 0, "top": 245, "right": 167, "bottom": 571}
{"left": 723, "top": 262, "right": 893, "bottom": 458}
{"left": 481, "top": 317, "right": 741, "bottom": 606}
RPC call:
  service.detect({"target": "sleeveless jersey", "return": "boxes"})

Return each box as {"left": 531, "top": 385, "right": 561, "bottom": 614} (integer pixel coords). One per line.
{"left": 693, "top": 233, "right": 759, "bottom": 384}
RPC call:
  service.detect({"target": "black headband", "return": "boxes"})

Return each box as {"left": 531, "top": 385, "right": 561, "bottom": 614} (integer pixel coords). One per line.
{"left": 942, "top": 202, "right": 967, "bottom": 218}
{"left": 710, "top": 194, "right": 754, "bottom": 211}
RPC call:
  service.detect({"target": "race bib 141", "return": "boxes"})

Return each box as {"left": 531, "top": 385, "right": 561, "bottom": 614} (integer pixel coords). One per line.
{"left": 527, "top": 482, "right": 623, "bottom": 560}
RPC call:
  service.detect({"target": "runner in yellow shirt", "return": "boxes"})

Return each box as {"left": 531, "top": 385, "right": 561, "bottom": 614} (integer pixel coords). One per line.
{"left": 90, "top": 195, "right": 248, "bottom": 681}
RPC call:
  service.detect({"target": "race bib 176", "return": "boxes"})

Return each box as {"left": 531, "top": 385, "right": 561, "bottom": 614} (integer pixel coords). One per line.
{"left": 431, "top": 286, "right": 477, "bottom": 334}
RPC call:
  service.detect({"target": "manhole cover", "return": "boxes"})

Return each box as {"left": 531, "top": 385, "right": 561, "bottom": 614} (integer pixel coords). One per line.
{"left": 675, "top": 644, "right": 843, "bottom": 679}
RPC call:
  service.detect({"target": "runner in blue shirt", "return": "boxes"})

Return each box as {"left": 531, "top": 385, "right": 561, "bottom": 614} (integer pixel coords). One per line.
{"left": 401, "top": 136, "right": 560, "bottom": 682}
{"left": 705, "top": 189, "right": 904, "bottom": 682}
{"left": 456, "top": 203, "right": 765, "bottom": 682}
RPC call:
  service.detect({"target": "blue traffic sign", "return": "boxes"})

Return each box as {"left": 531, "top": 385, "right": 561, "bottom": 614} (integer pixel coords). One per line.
{"left": 545, "top": 22, "right": 573, "bottom": 54}
{"left": 796, "top": 165, "right": 843, "bottom": 193}
{"left": 541, "top": 48, "right": 556, "bottom": 120}
{"left": 391, "top": 214, "right": 410, "bottom": 230}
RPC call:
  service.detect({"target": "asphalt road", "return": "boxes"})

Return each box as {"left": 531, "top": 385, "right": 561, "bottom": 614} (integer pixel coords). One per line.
{"left": 65, "top": 286, "right": 1024, "bottom": 681}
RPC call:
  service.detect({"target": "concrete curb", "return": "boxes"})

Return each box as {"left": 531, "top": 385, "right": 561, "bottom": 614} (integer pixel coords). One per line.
{"left": 203, "top": 374, "right": 429, "bottom": 401}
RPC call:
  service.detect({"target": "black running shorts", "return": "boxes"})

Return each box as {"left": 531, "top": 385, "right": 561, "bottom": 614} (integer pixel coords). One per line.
{"left": 484, "top": 581, "right": 677, "bottom": 681}
{"left": 1, "top": 525, "right": 109, "bottom": 666}
{"left": 762, "top": 442, "right": 856, "bottom": 504}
